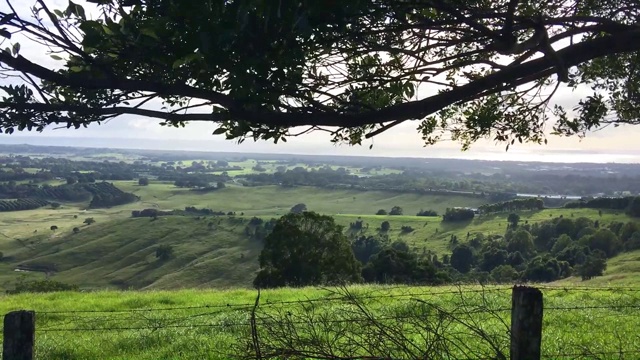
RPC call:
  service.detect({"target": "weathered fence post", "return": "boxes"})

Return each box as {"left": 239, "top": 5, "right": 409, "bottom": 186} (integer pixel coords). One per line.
{"left": 510, "top": 286, "right": 543, "bottom": 360}
{"left": 3, "top": 310, "right": 35, "bottom": 360}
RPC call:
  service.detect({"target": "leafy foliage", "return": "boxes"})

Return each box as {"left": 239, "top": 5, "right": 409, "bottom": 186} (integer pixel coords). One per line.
{"left": 254, "top": 212, "right": 361, "bottom": 288}
{"left": 155, "top": 244, "right": 174, "bottom": 261}
{"left": 443, "top": 208, "right": 475, "bottom": 222}
{"left": 1, "top": 1, "right": 640, "bottom": 148}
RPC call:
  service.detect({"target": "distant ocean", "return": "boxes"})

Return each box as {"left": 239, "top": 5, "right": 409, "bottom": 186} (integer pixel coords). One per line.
{"left": 1, "top": 135, "right": 639, "bottom": 164}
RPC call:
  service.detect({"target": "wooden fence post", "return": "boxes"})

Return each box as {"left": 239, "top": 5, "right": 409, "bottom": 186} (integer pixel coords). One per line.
{"left": 3, "top": 310, "right": 35, "bottom": 360}
{"left": 510, "top": 286, "right": 543, "bottom": 360}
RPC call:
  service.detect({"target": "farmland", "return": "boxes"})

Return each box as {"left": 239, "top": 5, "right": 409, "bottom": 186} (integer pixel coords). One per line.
{"left": 2, "top": 284, "right": 640, "bottom": 359}
{"left": 2, "top": 144, "right": 640, "bottom": 359}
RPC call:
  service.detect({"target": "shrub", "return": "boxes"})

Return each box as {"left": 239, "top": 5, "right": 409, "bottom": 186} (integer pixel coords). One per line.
{"left": 156, "top": 245, "right": 174, "bottom": 261}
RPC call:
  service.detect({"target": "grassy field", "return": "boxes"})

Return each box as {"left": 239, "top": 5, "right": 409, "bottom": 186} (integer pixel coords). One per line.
{"left": 0, "top": 216, "right": 262, "bottom": 290}
{"left": 0, "top": 182, "right": 487, "bottom": 242}
{"left": 1, "top": 284, "right": 639, "bottom": 359}
{"left": 115, "top": 181, "right": 489, "bottom": 216}
{"left": 1, "top": 207, "right": 636, "bottom": 292}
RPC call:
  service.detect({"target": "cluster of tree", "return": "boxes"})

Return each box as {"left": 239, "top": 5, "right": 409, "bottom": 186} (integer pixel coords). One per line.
{"left": 244, "top": 217, "right": 278, "bottom": 242}
{"left": 131, "top": 208, "right": 176, "bottom": 218}
{"left": 416, "top": 209, "right": 438, "bottom": 216}
{"left": 478, "top": 198, "right": 545, "bottom": 214}
{"left": 445, "top": 215, "right": 640, "bottom": 283}
{"left": 184, "top": 206, "right": 228, "bottom": 216}
{"left": 86, "top": 182, "right": 139, "bottom": 208}
{"left": 6, "top": 277, "right": 79, "bottom": 294}
{"left": 0, "top": 198, "right": 50, "bottom": 212}
{"left": 0, "top": 182, "right": 92, "bottom": 202}
{"left": 442, "top": 208, "right": 476, "bottom": 222}
{"left": 375, "top": 206, "right": 403, "bottom": 215}
{"left": 254, "top": 212, "right": 450, "bottom": 289}
{"left": 565, "top": 196, "right": 640, "bottom": 217}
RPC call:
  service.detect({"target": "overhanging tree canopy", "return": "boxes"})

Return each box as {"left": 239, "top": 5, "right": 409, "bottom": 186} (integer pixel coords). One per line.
{"left": 0, "top": 0, "right": 639, "bottom": 149}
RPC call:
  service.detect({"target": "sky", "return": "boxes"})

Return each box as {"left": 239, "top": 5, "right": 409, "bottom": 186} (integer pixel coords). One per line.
{"left": 2, "top": 1, "right": 640, "bottom": 163}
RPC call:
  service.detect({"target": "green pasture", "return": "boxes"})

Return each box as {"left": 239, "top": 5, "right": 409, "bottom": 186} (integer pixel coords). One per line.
{"left": 0, "top": 285, "right": 638, "bottom": 359}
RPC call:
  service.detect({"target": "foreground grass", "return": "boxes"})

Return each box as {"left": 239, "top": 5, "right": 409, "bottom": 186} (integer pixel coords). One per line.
{"left": 1, "top": 285, "right": 639, "bottom": 359}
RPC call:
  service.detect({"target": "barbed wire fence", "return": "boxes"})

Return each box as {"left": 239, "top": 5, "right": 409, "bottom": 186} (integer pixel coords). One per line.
{"left": 3, "top": 285, "right": 640, "bottom": 359}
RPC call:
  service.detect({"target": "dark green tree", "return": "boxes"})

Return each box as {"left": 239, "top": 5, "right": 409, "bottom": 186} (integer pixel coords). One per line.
{"left": 155, "top": 244, "right": 174, "bottom": 261}
{"left": 491, "top": 265, "right": 518, "bottom": 283}
{"left": 389, "top": 206, "right": 403, "bottom": 216}
{"left": 138, "top": 177, "right": 149, "bottom": 186}
{"left": 351, "top": 235, "right": 387, "bottom": 264}
{"left": 627, "top": 197, "right": 640, "bottom": 217}
{"left": 376, "top": 209, "right": 388, "bottom": 216}
{"left": 254, "top": 212, "right": 361, "bottom": 288}
{"left": 290, "top": 203, "right": 307, "bottom": 214}
{"left": 576, "top": 250, "right": 607, "bottom": 280}
{"left": 507, "top": 229, "right": 535, "bottom": 257}
{"left": 3, "top": 1, "right": 638, "bottom": 149}
{"left": 450, "top": 245, "right": 474, "bottom": 274}
{"left": 83, "top": 217, "right": 96, "bottom": 225}
{"left": 380, "top": 221, "right": 391, "bottom": 232}
{"left": 507, "top": 213, "right": 520, "bottom": 229}
{"left": 362, "top": 248, "right": 448, "bottom": 285}
{"left": 579, "top": 228, "right": 622, "bottom": 257}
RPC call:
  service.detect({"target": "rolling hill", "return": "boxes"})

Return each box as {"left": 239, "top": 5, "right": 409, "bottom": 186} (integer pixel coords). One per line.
{"left": 1, "top": 207, "right": 637, "bottom": 291}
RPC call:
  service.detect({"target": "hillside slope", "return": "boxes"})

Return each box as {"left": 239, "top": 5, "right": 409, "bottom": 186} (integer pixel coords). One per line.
{"left": 4, "top": 216, "right": 262, "bottom": 290}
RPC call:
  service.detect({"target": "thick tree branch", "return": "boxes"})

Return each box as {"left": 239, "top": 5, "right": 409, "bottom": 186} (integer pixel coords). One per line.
{"left": 2, "top": 25, "right": 640, "bottom": 132}
{"left": 0, "top": 102, "right": 229, "bottom": 122}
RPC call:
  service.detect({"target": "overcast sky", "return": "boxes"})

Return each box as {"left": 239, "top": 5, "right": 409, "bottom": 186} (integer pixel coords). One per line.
{"left": 2, "top": 0, "right": 640, "bottom": 163}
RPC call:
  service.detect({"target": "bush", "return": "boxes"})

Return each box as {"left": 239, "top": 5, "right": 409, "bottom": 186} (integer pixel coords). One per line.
{"left": 400, "top": 225, "right": 415, "bottom": 233}
{"left": 156, "top": 244, "right": 174, "bottom": 261}
{"left": 7, "top": 277, "right": 79, "bottom": 294}
{"left": 380, "top": 221, "right": 391, "bottom": 232}
{"left": 290, "top": 203, "right": 308, "bottom": 214}
{"left": 389, "top": 206, "right": 403, "bottom": 215}
{"left": 83, "top": 217, "right": 96, "bottom": 225}
{"left": 376, "top": 209, "right": 387, "bottom": 215}
{"left": 72, "top": 227, "right": 80, "bottom": 234}
{"left": 442, "top": 208, "right": 475, "bottom": 222}
{"left": 416, "top": 209, "right": 438, "bottom": 216}
{"left": 138, "top": 177, "right": 149, "bottom": 186}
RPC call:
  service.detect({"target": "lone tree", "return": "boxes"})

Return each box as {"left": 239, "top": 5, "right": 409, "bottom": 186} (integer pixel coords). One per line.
{"left": 155, "top": 244, "right": 174, "bottom": 261}
{"left": 254, "top": 212, "right": 361, "bottom": 288}
{"left": 290, "top": 203, "right": 307, "bottom": 214}
{"left": 138, "top": 177, "right": 149, "bottom": 186}
{"left": 507, "top": 213, "right": 521, "bottom": 228}
{"left": 1, "top": 1, "right": 639, "bottom": 148}
{"left": 83, "top": 217, "right": 96, "bottom": 225}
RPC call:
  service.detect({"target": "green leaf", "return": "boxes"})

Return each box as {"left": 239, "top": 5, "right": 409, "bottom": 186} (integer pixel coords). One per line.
{"left": 50, "top": 54, "right": 62, "bottom": 60}
{"left": 11, "top": 42, "right": 19, "bottom": 56}
{"left": 140, "top": 28, "right": 159, "bottom": 40}
{"left": 102, "top": 25, "right": 114, "bottom": 35}
{"left": 53, "top": 9, "right": 64, "bottom": 17}
{"left": 69, "top": 66, "right": 83, "bottom": 72}
{"left": 74, "top": 4, "right": 86, "bottom": 20}
{"left": 213, "top": 128, "right": 227, "bottom": 135}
